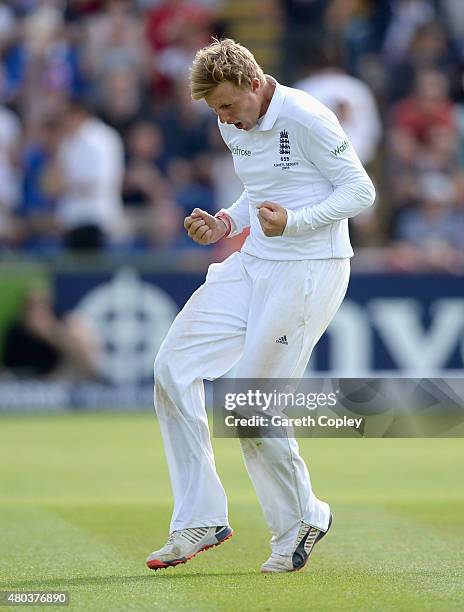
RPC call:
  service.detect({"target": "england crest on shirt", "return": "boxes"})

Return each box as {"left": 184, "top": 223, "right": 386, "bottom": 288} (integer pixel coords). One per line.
{"left": 274, "top": 128, "right": 298, "bottom": 170}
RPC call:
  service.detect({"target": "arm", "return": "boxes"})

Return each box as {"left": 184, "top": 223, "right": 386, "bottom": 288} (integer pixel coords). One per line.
{"left": 215, "top": 120, "right": 251, "bottom": 236}
{"left": 183, "top": 192, "right": 250, "bottom": 245}
{"left": 283, "top": 112, "right": 376, "bottom": 236}
{"left": 216, "top": 189, "right": 251, "bottom": 237}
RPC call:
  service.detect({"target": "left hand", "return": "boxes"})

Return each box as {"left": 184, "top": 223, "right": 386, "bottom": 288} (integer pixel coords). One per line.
{"left": 257, "top": 201, "right": 287, "bottom": 237}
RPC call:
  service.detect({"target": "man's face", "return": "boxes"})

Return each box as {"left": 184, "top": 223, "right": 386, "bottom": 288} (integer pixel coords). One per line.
{"left": 205, "top": 79, "right": 262, "bottom": 131}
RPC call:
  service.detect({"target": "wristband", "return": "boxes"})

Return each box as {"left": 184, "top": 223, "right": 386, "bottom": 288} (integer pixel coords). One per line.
{"left": 215, "top": 212, "right": 232, "bottom": 237}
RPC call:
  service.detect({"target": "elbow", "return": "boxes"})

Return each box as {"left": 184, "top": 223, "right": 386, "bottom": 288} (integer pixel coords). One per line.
{"left": 359, "top": 177, "right": 376, "bottom": 210}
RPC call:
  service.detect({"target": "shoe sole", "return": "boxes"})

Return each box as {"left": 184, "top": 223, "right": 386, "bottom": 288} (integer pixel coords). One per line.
{"left": 147, "top": 529, "right": 234, "bottom": 571}
{"left": 261, "top": 514, "right": 333, "bottom": 574}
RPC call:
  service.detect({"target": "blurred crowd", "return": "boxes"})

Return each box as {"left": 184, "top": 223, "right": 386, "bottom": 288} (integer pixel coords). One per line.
{"left": 0, "top": 0, "right": 463, "bottom": 272}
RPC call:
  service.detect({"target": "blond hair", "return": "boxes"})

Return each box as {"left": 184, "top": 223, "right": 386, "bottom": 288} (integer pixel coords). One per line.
{"left": 190, "top": 38, "right": 266, "bottom": 100}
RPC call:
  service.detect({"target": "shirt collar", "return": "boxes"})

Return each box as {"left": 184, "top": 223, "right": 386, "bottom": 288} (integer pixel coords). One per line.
{"left": 254, "top": 76, "right": 285, "bottom": 132}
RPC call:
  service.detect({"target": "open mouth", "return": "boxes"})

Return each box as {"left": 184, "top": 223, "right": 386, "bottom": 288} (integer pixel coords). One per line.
{"left": 235, "top": 122, "right": 244, "bottom": 129}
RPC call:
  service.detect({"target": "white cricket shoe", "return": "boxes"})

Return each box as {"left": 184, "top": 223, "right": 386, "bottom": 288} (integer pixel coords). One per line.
{"left": 261, "top": 514, "right": 332, "bottom": 573}
{"left": 146, "top": 525, "right": 234, "bottom": 570}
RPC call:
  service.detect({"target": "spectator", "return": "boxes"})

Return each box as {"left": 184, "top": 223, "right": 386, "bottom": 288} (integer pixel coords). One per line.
{"left": 154, "top": 79, "right": 214, "bottom": 162}
{"left": 387, "top": 21, "right": 461, "bottom": 102}
{"left": 122, "top": 120, "right": 181, "bottom": 248}
{"left": 0, "top": 103, "right": 22, "bottom": 246}
{"left": 391, "top": 173, "right": 464, "bottom": 272}
{"left": 168, "top": 157, "right": 215, "bottom": 221}
{"left": 386, "top": 67, "right": 459, "bottom": 234}
{"left": 294, "top": 47, "right": 382, "bottom": 165}
{"left": 124, "top": 120, "right": 169, "bottom": 180}
{"left": 2, "top": 285, "right": 102, "bottom": 380}
{"left": 440, "top": 0, "right": 464, "bottom": 61}
{"left": 64, "top": 1, "right": 105, "bottom": 21}
{"left": 273, "top": 0, "right": 328, "bottom": 83}
{"left": 95, "top": 63, "right": 152, "bottom": 137}
{"left": 44, "top": 98, "right": 127, "bottom": 250}
{"left": 82, "top": 0, "right": 151, "bottom": 84}
{"left": 16, "top": 114, "right": 62, "bottom": 250}
{"left": 390, "top": 68, "right": 457, "bottom": 171}
{"left": 145, "top": 0, "right": 213, "bottom": 54}
{"left": 144, "top": 0, "right": 214, "bottom": 95}
{"left": 324, "top": 0, "right": 391, "bottom": 78}
{"left": 0, "top": 3, "right": 17, "bottom": 56}
{"left": 382, "top": 0, "right": 436, "bottom": 66}
{"left": 2, "top": 5, "right": 86, "bottom": 116}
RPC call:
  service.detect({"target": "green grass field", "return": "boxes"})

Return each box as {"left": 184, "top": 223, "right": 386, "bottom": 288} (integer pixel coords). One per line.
{"left": 0, "top": 413, "right": 463, "bottom": 611}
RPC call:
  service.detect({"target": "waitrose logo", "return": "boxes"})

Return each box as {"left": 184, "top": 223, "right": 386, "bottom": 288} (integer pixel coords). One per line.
{"left": 331, "top": 140, "right": 350, "bottom": 157}
{"left": 230, "top": 145, "right": 252, "bottom": 156}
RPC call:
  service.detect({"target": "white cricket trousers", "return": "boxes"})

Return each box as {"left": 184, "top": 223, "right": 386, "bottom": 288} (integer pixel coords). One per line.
{"left": 153, "top": 252, "right": 350, "bottom": 555}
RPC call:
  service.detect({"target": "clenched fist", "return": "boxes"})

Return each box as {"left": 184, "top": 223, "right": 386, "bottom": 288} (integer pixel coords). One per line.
{"left": 184, "top": 208, "right": 228, "bottom": 245}
{"left": 258, "top": 201, "right": 288, "bottom": 237}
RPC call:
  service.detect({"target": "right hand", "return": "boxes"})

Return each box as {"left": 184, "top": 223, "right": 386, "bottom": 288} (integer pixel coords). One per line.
{"left": 184, "top": 208, "right": 228, "bottom": 245}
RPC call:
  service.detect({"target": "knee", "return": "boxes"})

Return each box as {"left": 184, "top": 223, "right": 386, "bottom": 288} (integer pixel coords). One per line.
{"left": 153, "top": 347, "right": 182, "bottom": 416}
{"left": 154, "top": 346, "right": 175, "bottom": 391}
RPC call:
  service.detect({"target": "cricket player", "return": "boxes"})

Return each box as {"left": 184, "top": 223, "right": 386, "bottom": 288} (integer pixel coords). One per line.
{"left": 147, "top": 38, "right": 375, "bottom": 573}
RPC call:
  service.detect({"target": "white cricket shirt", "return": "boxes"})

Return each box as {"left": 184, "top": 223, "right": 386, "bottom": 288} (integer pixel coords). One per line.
{"left": 218, "top": 78, "right": 376, "bottom": 260}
